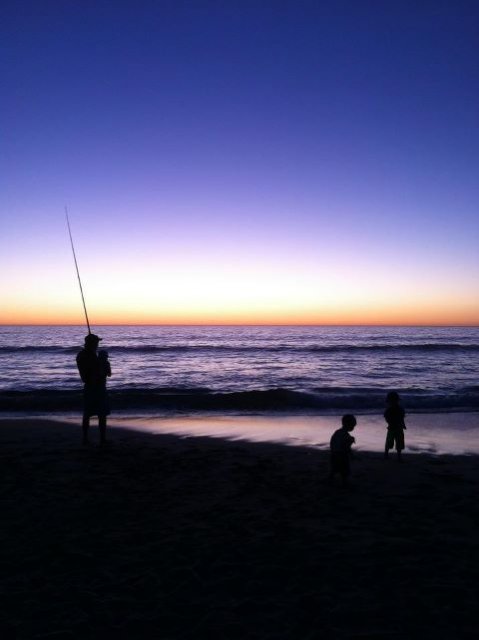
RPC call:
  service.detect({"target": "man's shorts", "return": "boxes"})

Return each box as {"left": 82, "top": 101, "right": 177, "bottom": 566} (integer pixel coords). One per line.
{"left": 83, "top": 384, "right": 110, "bottom": 417}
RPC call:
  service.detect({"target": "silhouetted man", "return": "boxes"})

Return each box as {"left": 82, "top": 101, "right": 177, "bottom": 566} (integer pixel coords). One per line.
{"left": 76, "top": 333, "right": 111, "bottom": 445}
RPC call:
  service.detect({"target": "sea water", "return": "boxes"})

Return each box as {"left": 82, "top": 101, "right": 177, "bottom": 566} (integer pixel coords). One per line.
{"left": 1, "top": 325, "right": 478, "bottom": 414}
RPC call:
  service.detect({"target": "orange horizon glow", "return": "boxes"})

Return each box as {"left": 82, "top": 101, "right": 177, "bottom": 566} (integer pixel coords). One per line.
{"left": 2, "top": 306, "right": 478, "bottom": 327}
{"left": 3, "top": 323, "right": 479, "bottom": 327}
{"left": 3, "top": 254, "right": 478, "bottom": 328}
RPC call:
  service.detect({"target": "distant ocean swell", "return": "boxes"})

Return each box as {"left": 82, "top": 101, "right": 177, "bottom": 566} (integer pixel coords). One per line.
{"left": 2, "top": 326, "right": 478, "bottom": 415}
{"left": 2, "top": 386, "right": 478, "bottom": 413}
{"left": 2, "top": 343, "right": 479, "bottom": 355}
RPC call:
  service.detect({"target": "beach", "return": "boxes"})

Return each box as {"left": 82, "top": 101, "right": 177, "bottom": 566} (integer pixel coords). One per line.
{"left": 1, "top": 417, "right": 478, "bottom": 639}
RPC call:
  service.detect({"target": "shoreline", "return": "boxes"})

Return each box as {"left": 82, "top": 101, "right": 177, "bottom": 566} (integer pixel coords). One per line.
{"left": 1, "top": 417, "right": 478, "bottom": 638}
{"left": 2, "top": 410, "right": 478, "bottom": 455}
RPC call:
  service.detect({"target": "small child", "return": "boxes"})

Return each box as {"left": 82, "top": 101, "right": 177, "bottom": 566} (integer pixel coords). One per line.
{"left": 329, "top": 414, "right": 357, "bottom": 484}
{"left": 97, "top": 350, "right": 112, "bottom": 383}
{"left": 384, "top": 391, "right": 406, "bottom": 461}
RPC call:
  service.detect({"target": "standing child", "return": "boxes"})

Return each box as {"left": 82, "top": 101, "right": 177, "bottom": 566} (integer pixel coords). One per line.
{"left": 329, "top": 414, "right": 357, "bottom": 484}
{"left": 384, "top": 391, "right": 406, "bottom": 461}
{"left": 98, "top": 350, "right": 112, "bottom": 381}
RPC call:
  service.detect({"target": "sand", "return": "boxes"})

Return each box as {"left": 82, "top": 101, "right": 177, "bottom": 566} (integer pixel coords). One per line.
{"left": 1, "top": 418, "right": 478, "bottom": 639}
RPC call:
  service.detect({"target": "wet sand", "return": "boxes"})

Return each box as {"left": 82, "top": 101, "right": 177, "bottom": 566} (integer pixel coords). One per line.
{"left": 109, "top": 411, "right": 479, "bottom": 455}
{"left": 1, "top": 418, "right": 478, "bottom": 639}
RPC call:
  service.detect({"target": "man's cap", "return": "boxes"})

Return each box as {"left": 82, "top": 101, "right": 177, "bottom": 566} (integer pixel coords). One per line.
{"left": 84, "top": 333, "right": 102, "bottom": 344}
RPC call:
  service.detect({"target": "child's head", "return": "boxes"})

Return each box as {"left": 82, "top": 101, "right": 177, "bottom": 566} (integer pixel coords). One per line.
{"left": 342, "top": 414, "right": 357, "bottom": 431}
{"left": 386, "top": 391, "right": 400, "bottom": 406}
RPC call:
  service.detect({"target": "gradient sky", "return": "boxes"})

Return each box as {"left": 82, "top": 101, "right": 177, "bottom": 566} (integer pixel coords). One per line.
{"left": 1, "top": 0, "right": 478, "bottom": 325}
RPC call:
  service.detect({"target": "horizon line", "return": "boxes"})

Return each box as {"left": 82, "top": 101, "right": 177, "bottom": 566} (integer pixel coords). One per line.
{"left": 1, "top": 322, "right": 478, "bottom": 328}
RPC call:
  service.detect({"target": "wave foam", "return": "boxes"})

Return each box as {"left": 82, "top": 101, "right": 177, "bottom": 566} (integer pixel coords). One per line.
{"left": 1, "top": 386, "right": 478, "bottom": 413}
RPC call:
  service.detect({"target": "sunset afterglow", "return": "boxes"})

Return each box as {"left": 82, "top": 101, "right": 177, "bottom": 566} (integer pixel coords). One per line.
{"left": 1, "top": 2, "right": 478, "bottom": 326}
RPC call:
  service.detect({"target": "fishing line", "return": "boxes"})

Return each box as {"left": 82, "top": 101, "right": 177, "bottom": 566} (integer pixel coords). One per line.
{"left": 65, "top": 206, "right": 91, "bottom": 334}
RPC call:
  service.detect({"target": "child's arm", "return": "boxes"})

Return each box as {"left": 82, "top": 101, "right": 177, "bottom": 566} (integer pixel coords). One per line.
{"left": 347, "top": 434, "right": 355, "bottom": 456}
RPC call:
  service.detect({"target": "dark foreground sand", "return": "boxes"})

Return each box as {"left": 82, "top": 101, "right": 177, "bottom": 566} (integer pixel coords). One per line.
{"left": 1, "top": 419, "right": 478, "bottom": 640}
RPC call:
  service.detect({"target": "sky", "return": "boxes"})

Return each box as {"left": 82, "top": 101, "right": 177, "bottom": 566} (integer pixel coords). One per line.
{"left": 1, "top": 0, "right": 478, "bottom": 325}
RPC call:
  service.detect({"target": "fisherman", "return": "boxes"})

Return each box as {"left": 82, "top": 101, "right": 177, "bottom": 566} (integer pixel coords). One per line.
{"left": 76, "top": 333, "right": 111, "bottom": 445}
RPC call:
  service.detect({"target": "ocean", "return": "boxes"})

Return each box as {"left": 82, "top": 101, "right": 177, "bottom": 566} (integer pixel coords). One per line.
{"left": 1, "top": 325, "right": 478, "bottom": 415}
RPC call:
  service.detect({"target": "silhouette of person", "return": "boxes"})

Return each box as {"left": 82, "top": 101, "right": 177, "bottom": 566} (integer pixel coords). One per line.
{"left": 384, "top": 391, "right": 406, "bottom": 461}
{"left": 98, "top": 349, "right": 111, "bottom": 378}
{"left": 329, "top": 414, "right": 357, "bottom": 484}
{"left": 76, "top": 334, "right": 111, "bottom": 445}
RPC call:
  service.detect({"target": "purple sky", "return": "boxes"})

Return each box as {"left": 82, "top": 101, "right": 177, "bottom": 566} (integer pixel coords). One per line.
{"left": 1, "top": 1, "right": 478, "bottom": 324}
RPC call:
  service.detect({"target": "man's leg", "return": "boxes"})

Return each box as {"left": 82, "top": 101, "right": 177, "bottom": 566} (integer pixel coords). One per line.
{"left": 99, "top": 415, "right": 107, "bottom": 445}
{"left": 82, "top": 414, "right": 90, "bottom": 445}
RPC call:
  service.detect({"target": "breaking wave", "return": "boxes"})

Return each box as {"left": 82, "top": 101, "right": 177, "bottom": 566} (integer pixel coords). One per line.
{"left": 1, "top": 386, "right": 478, "bottom": 413}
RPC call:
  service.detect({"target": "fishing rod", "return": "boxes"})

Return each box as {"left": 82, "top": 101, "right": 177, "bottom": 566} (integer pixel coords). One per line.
{"left": 65, "top": 206, "right": 92, "bottom": 334}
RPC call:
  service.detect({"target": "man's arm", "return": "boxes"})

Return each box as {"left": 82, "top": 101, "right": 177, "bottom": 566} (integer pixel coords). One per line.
{"left": 76, "top": 351, "right": 95, "bottom": 384}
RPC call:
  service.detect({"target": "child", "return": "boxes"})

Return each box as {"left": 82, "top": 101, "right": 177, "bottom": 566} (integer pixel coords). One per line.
{"left": 384, "top": 391, "right": 406, "bottom": 461}
{"left": 329, "top": 414, "right": 357, "bottom": 484}
{"left": 98, "top": 350, "right": 112, "bottom": 383}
